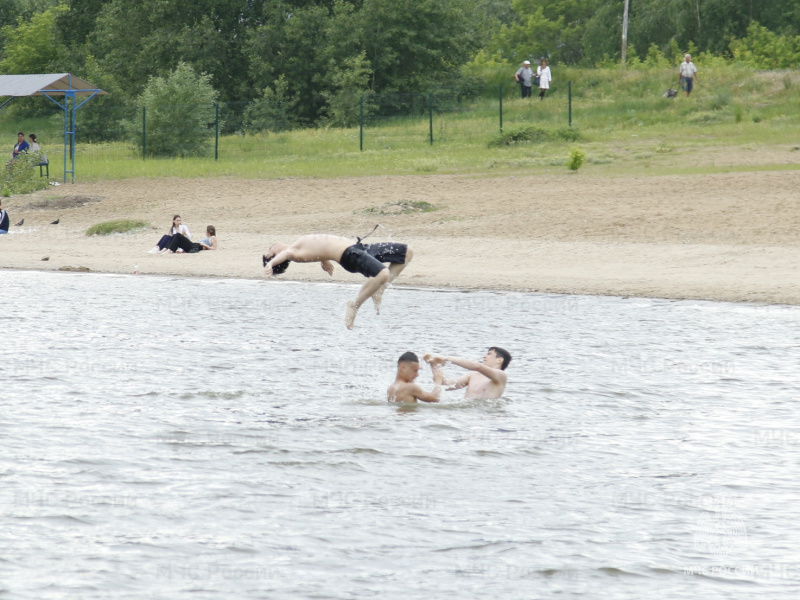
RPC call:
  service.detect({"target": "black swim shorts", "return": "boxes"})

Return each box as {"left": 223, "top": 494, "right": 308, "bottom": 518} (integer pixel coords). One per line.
{"left": 339, "top": 242, "right": 407, "bottom": 278}
{"left": 364, "top": 242, "right": 408, "bottom": 266}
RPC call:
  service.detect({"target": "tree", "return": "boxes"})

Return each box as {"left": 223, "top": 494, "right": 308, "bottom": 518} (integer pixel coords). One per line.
{"left": 131, "top": 62, "right": 218, "bottom": 157}
{"left": 0, "top": 4, "right": 69, "bottom": 74}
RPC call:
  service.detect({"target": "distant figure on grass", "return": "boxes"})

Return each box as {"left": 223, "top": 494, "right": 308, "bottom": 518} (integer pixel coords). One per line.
{"left": 12, "top": 132, "right": 28, "bottom": 159}
{"left": 537, "top": 59, "right": 552, "bottom": 100}
{"left": 262, "top": 233, "right": 414, "bottom": 329}
{"left": 387, "top": 352, "right": 443, "bottom": 403}
{"left": 515, "top": 60, "right": 534, "bottom": 99}
{"left": 0, "top": 199, "right": 9, "bottom": 234}
{"left": 425, "top": 347, "right": 512, "bottom": 399}
{"left": 679, "top": 54, "right": 698, "bottom": 97}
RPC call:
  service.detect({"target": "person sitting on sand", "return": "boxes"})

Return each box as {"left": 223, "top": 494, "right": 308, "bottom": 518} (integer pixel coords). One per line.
{"left": 387, "top": 352, "right": 443, "bottom": 403}
{"left": 425, "top": 347, "right": 511, "bottom": 399}
{"left": 262, "top": 233, "right": 414, "bottom": 329}
{"left": 0, "top": 199, "right": 9, "bottom": 234}
{"left": 149, "top": 215, "right": 191, "bottom": 254}
{"left": 163, "top": 225, "right": 218, "bottom": 254}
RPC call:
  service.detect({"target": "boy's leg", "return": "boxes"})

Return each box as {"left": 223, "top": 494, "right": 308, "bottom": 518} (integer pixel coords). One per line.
{"left": 346, "top": 268, "right": 390, "bottom": 329}
{"left": 372, "top": 245, "right": 414, "bottom": 314}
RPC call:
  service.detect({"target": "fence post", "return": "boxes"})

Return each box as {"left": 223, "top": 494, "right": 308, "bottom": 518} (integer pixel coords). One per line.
{"left": 214, "top": 103, "right": 219, "bottom": 160}
{"left": 499, "top": 84, "right": 503, "bottom": 132}
{"left": 142, "top": 106, "right": 146, "bottom": 159}
{"left": 359, "top": 96, "right": 364, "bottom": 151}
{"left": 568, "top": 81, "right": 572, "bottom": 127}
{"left": 428, "top": 93, "right": 433, "bottom": 145}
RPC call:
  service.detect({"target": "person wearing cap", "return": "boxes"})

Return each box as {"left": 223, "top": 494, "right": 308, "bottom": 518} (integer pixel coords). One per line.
{"left": 678, "top": 54, "right": 698, "bottom": 97}
{"left": 515, "top": 60, "right": 534, "bottom": 99}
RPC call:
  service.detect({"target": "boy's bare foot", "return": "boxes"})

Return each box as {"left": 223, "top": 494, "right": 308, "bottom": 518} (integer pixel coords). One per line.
{"left": 372, "top": 284, "right": 386, "bottom": 315}
{"left": 345, "top": 301, "right": 358, "bottom": 330}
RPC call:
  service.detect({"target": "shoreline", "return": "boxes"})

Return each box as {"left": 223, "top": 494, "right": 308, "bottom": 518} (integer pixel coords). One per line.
{"left": 4, "top": 264, "right": 799, "bottom": 310}
{"left": 2, "top": 172, "right": 800, "bottom": 305}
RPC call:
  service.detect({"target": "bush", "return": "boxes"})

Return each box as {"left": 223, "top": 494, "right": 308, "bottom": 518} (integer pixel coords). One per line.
{"left": 489, "top": 126, "right": 581, "bottom": 147}
{"left": 130, "top": 63, "right": 219, "bottom": 157}
{"left": 1, "top": 153, "right": 50, "bottom": 196}
{"left": 86, "top": 219, "right": 150, "bottom": 236}
{"left": 731, "top": 23, "right": 800, "bottom": 69}
{"left": 567, "top": 147, "right": 585, "bottom": 171}
{"left": 244, "top": 76, "right": 299, "bottom": 133}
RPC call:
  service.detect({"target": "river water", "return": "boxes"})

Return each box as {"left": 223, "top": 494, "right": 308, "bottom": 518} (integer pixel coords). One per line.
{"left": 1, "top": 270, "right": 799, "bottom": 599}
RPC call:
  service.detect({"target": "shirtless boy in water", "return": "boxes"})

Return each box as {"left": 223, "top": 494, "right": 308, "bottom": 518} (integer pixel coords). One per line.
{"left": 263, "top": 234, "right": 413, "bottom": 329}
{"left": 387, "top": 352, "right": 443, "bottom": 403}
{"left": 425, "top": 347, "right": 511, "bottom": 399}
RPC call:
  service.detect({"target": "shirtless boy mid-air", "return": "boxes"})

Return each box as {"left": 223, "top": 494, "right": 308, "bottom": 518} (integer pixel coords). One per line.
{"left": 262, "top": 234, "right": 413, "bottom": 329}
{"left": 387, "top": 352, "right": 443, "bottom": 403}
{"left": 425, "top": 347, "right": 511, "bottom": 399}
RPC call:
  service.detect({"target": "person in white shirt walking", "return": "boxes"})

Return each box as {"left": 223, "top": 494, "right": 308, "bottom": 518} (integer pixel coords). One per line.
{"left": 537, "top": 58, "right": 552, "bottom": 100}
{"left": 679, "top": 54, "right": 699, "bottom": 97}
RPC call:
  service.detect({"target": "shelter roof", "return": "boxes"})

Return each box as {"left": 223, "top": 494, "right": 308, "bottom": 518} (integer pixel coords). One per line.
{"left": 0, "top": 73, "right": 107, "bottom": 97}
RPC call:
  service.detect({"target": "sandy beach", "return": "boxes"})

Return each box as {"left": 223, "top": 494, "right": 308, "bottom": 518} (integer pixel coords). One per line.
{"left": 2, "top": 171, "right": 800, "bottom": 304}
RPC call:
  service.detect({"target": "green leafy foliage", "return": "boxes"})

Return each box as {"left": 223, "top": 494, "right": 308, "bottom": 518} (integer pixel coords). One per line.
{"left": 130, "top": 63, "right": 218, "bottom": 157}
{"left": 567, "top": 147, "right": 585, "bottom": 170}
{"left": 322, "top": 53, "right": 375, "bottom": 128}
{"left": 489, "top": 125, "right": 580, "bottom": 146}
{"left": 731, "top": 22, "right": 800, "bottom": 69}
{"left": 1, "top": 153, "right": 50, "bottom": 196}
{"left": 0, "top": 4, "right": 67, "bottom": 74}
{"left": 243, "top": 76, "right": 299, "bottom": 133}
{"left": 86, "top": 219, "right": 150, "bottom": 236}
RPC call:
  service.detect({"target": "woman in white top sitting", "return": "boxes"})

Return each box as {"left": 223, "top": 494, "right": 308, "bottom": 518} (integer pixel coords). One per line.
{"left": 537, "top": 59, "right": 552, "bottom": 100}
{"left": 151, "top": 214, "right": 191, "bottom": 253}
{"left": 28, "top": 134, "right": 48, "bottom": 165}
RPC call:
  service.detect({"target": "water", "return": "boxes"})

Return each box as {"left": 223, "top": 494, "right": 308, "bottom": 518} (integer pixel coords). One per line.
{"left": 2, "top": 270, "right": 799, "bottom": 599}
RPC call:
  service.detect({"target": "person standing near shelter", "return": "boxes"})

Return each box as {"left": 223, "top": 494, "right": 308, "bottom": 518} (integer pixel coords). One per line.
{"left": 537, "top": 59, "right": 552, "bottom": 100}
{"left": 515, "top": 60, "right": 534, "bottom": 99}
{"left": 679, "top": 54, "right": 698, "bottom": 97}
{"left": 12, "top": 132, "right": 28, "bottom": 158}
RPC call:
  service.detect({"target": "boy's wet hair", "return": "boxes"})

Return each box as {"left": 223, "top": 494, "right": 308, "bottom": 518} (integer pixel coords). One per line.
{"left": 398, "top": 351, "right": 419, "bottom": 364}
{"left": 263, "top": 253, "right": 290, "bottom": 275}
{"left": 489, "top": 346, "right": 512, "bottom": 370}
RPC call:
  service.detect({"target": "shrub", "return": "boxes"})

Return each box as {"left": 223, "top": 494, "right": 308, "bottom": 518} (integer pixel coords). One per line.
{"left": 710, "top": 88, "right": 732, "bottom": 110}
{"left": 86, "top": 219, "right": 150, "bottom": 236}
{"left": 0, "top": 153, "right": 50, "bottom": 196}
{"left": 730, "top": 23, "right": 800, "bottom": 69}
{"left": 130, "top": 63, "right": 218, "bottom": 157}
{"left": 244, "top": 76, "right": 299, "bottom": 133}
{"left": 489, "top": 126, "right": 581, "bottom": 147}
{"left": 567, "top": 147, "right": 585, "bottom": 171}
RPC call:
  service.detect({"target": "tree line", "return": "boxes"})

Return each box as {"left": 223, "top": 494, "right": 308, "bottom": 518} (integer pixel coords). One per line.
{"left": 1, "top": 0, "right": 798, "bottom": 135}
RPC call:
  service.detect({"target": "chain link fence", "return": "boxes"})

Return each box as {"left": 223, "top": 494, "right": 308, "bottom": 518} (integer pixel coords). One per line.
{"left": 0, "top": 82, "right": 571, "bottom": 178}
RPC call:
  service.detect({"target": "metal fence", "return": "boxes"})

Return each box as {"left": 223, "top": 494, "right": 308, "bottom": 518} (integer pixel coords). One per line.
{"left": 0, "top": 82, "right": 572, "bottom": 178}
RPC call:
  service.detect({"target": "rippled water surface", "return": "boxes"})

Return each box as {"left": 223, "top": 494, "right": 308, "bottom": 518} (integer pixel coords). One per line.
{"left": 2, "top": 270, "right": 800, "bottom": 599}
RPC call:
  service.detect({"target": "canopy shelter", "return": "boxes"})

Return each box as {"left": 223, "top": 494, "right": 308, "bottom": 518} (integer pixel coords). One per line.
{"left": 0, "top": 73, "right": 106, "bottom": 183}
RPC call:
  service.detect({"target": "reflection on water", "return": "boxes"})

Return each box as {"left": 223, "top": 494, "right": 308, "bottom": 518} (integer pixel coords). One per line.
{"left": 2, "top": 270, "right": 800, "bottom": 599}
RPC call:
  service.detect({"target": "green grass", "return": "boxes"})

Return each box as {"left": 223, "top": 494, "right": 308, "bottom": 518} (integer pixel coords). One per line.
{"left": 2, "top": 64, "right": 800, "bottom": 182}
{"left": 86, "top": 219, "right": 150, "bottom": 236}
